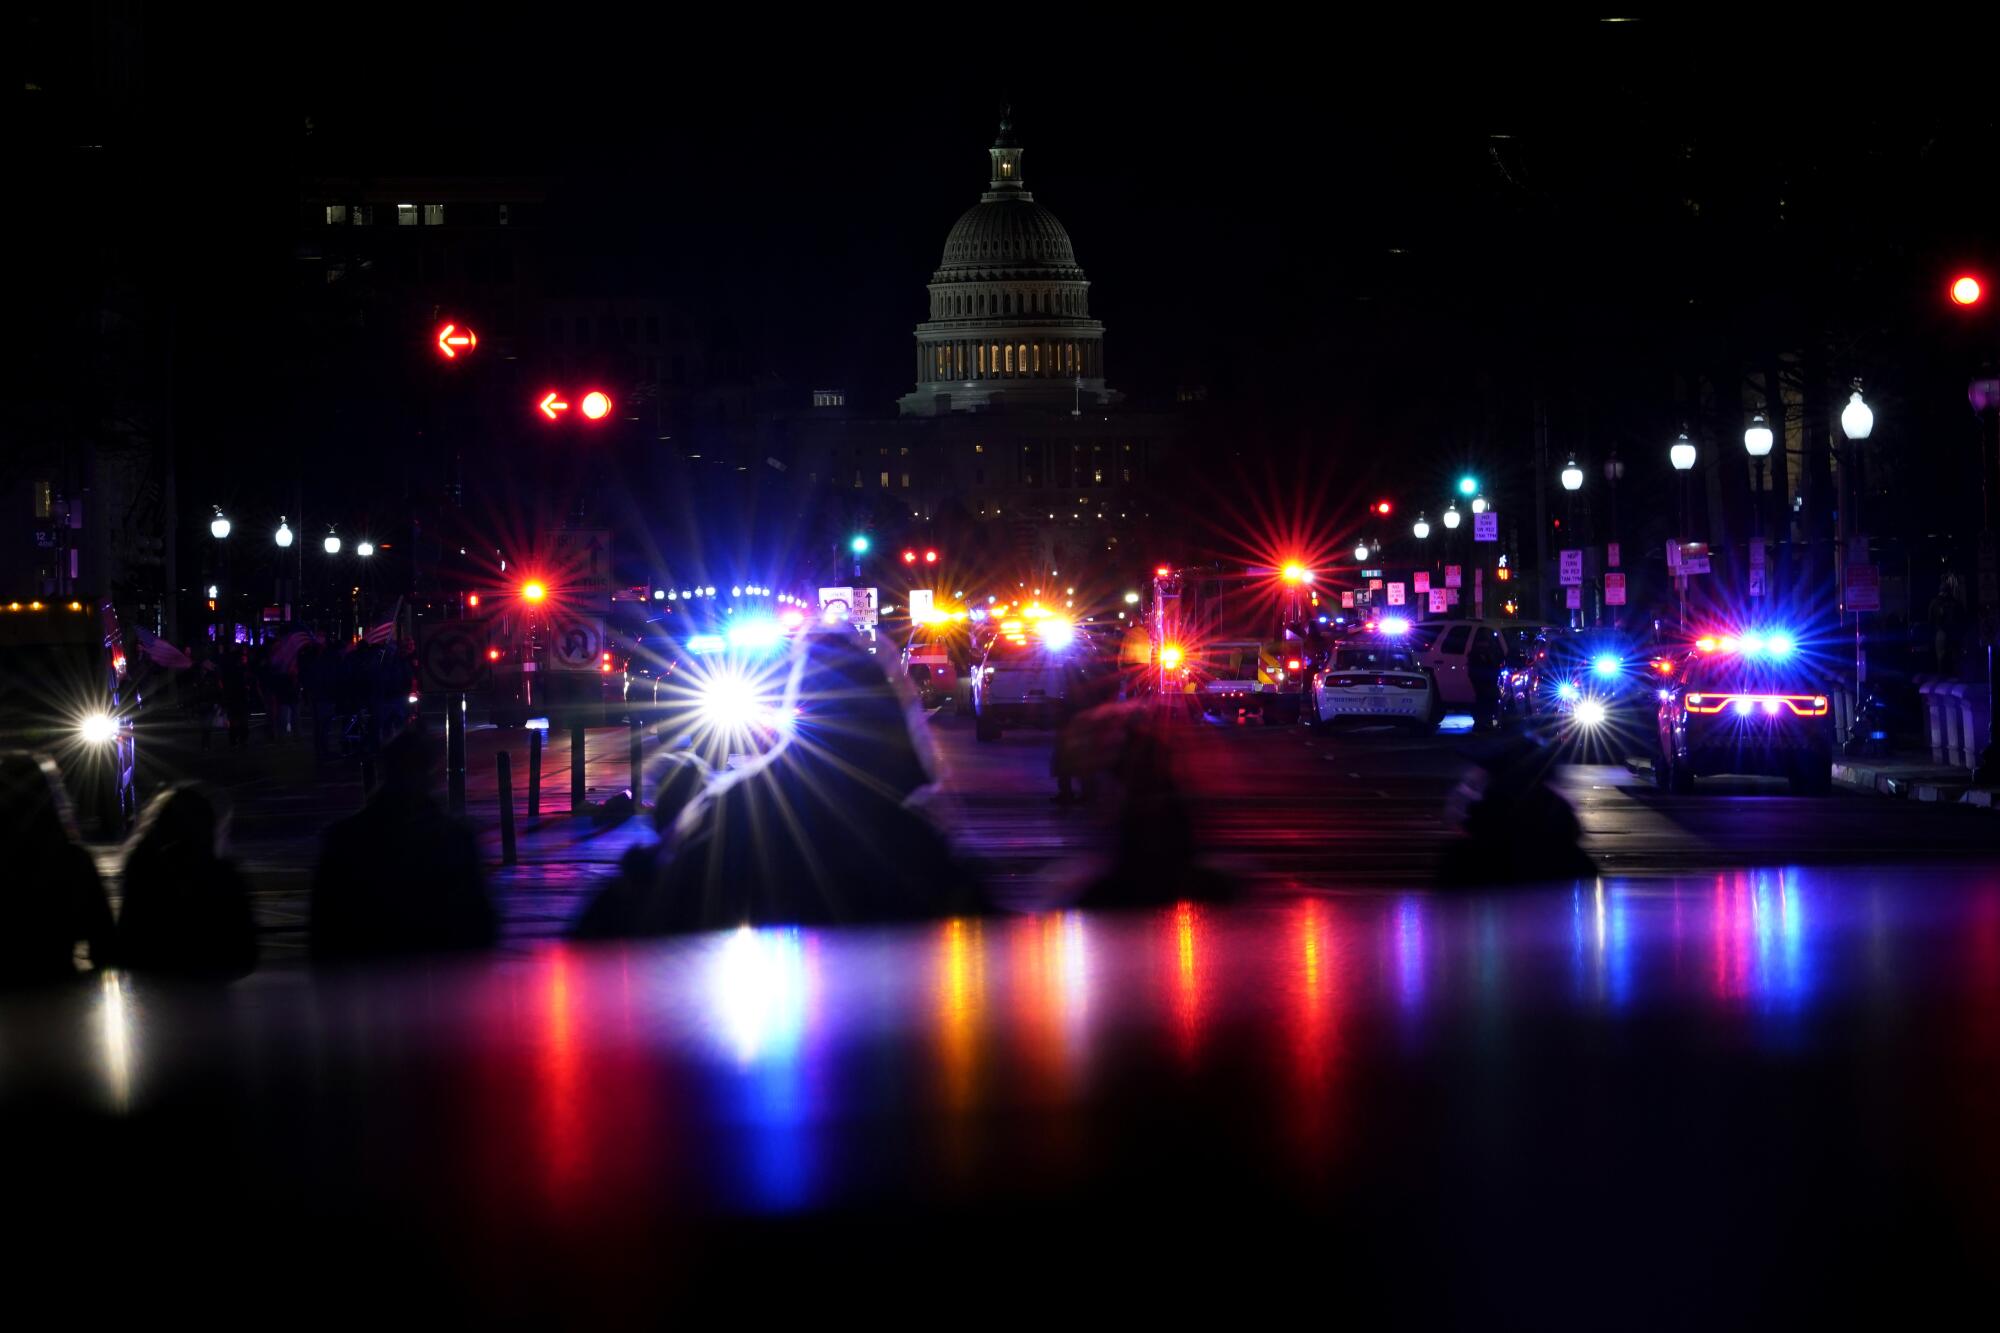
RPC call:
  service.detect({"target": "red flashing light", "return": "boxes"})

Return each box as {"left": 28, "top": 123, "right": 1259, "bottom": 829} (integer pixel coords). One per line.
{"left": 1286, "top": 658, "right": 1303, "bottom": 671}
{"left": 1155, "top": 565, "right": 1172, "bottom": 577}
{"left": 580, "top": 390, "right": 613, "bottom": 421}
{"left": 487, "top": 648, "right": 502, "bottom": 661}
{"left": 1375, "top": 500, "right": 1393, "bottom": 516}
{"left": 467, "top": 593, "right": 481, "bottom": 607}
{"left": 1952, "top": 274, "right": 1983, "bottom": 307}
{"left": 924, "top": 549, "right": 938, "bottom": 564}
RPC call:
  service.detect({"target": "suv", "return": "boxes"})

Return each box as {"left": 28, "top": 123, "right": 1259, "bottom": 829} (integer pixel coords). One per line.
{"left": 1655, "top": 642, "right": 1834, "bottom": 794}
{"left": 970, "top": 622, "right": 1103, "bottom": 742}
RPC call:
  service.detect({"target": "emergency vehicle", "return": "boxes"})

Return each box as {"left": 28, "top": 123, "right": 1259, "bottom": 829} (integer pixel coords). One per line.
{"left": 1147, "top": 565, "right": 1317, "bottom": 725}
{"left": 1654, "top": 628, "right": 1834, "bottom": 795}
{"left": 0, "top": 597, "right": 138, "bottom": 834}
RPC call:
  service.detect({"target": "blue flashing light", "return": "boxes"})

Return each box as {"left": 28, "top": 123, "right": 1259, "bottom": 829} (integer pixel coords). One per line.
{"left": 727, "top": 617, "right": 782, "bottom": 650}
{"left": 1317, "top": 614, "right": 1329, "bottom": 624}
{"left": 1592, "top": 653, "right": 1621, "bottom": 677}
{"left": 969, "top": 608, "right": 988, "bottom": 622}
{"left": 1038, "top": 619, "right": 1076, "bottom": 650}
{"left": 688, "top": 634, "right": 727, "bottom": 653}
{"left": 1556, "top": 680, "right": 1581, "bottom": 703}
{"left": 1767, "top": 632, "right": 1795, "bottom": 659}
{"left": 1379, "top": 615, "right": 1411, "bottom": 635}
{"left": 525, "top": 717, "right": 551, "bottom": 731}
{"left": 1438, "top": 713, "right": 1475, "bottom": 732}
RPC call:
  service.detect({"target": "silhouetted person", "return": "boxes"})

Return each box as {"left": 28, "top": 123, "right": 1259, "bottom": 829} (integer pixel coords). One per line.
{"left": 649, "top": 630, "right": 980, "bottom": 930}
{"left": 1053, "top": 648, "right": 1121, "bottom": 804}
{"left": 116, "top": 783, "right": 257, "bottom": 981}
{"left": 309, "top": 729, "right": 495, "bottom": 964}
{"left": 1435, "top": 736, "right": 1598, "bottom": 886}
{"left": 0, "top": 751, "right": 117, "bottom": 987}
{"left": 1078, "top": 707, "right": 1233, "bottom": 907}
{"left": 572, "top": 753, "right": 713, "bottom": 939}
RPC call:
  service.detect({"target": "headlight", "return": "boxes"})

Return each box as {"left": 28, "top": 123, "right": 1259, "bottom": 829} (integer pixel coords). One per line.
{"left": 698, "top": 674, "right": 764, "bottom": 729}
{"left": 1573, "top": 699, "right": 1608, "bottom": 728}
{"left": 79, "top": 713, "right": 119, "bottom": 744}
{"left": 1555, "top": 681, "right": 1581, "bottom": 703}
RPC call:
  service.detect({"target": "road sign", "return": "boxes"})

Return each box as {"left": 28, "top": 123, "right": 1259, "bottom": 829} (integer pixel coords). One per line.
{"left": 1559, "top": 549, "right": 1583, "bottom": 585}
{"left": 907, "top": 589, "right": 934, "bottom": 622}
{"left": 418, "top": 620, "right": 490, "bottom": 693}
{"left": 1414, "top": 571, "right": 1431, "bottom": 594}
{"left": 1386, "top": 582, "right": 1406, "bottom": 606}
{"left": 1606, "top": 542, "right": 1621, "bottom": 569}
{"left": 1473, "top": 512, "right": 1498, "bottom": 542}
{"left": 1676, "top": 542, "right": 1710, "bottom": 575}
{"left": 1565, "top": 586, "right": 1582, "bottom": 610}
{"left": 549, "top": 617, "right": 605, "bottom": 670}
{"left": 819, "top": 586, "right": 853, "bottom": 622}
{"left": 1341, "top": 591, "right": 1356, "bottom": 609}
{"left": 1368, "top": 578, "right": 1384, "bottom": 591}
{"left": 1445, "top": 565, "right": 1462, "bottom": 589}
{"left": 1845, "top": 562, "right": 1881, "bottom": 612}
{"left": 853, "top": 586, "right": 879, "bottom": 628}
{"left": 541, "top": 529, "right": 612, "bottom": 610}
{"left": 1429, "top": 588, "right": 1448, "bottom": 613}
{"left": 1605, "top": 573, "right": 1627, "bottom": 606}
{"left": 436, "top": 322, "right": 478, "bottom": 359}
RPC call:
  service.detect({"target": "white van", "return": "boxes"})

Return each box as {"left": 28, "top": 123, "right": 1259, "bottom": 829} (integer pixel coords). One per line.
{"left": 1410, "top": 620, "right": 1510, "bottom": 708}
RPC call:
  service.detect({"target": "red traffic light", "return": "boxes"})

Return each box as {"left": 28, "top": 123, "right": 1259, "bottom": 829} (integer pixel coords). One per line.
{"left": 1952, "top": 274, "right": 1984, "bottom": 307}
{"left": 902, "top": 549, "right": 918, "bottom": 565}
{"left": 1375, "top": 500, "right": 1393, "bottom": 516}
{"left": 924, "top": 549, "right": 938, "bottom": 564}
{"left": 436, "top": 322, "right": 478, "bottom": 359}
{"left": 580, "top": 390, "right": 613, "bottom": 421}
{"left": 538, "top": 391, "right": 569, "bottom": 420}
{"left": 487, "top": 647, "right": 501, "bottom": 661}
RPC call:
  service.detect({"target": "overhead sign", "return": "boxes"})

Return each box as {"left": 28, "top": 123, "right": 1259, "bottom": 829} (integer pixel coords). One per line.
{"left": 1845, "top": 563, "right": 1881, "bottom": 612}
{"left": 1605, "top": 573, "right": 1627, "bottom": 606}
{"left": 1414, "top": 571, "right": 1431, "bottom": 594}
{"left": 417, "top": 620, "right": 490, "bottom": 693}
{"left": 1429, "top": 588, "right": 1448, "bottom": 613}
{"left": 436, "top": 322, "right": 478, "bottom": 359}
{"left": 1386, "top": 582, "right": 1406, "bottom": 606}
{"left": 1473, "top": 512, "right": 1499, "bottom": 542}
{"left": 1445, "top": 565, "right": 1462, "bottom": 589}
{"left": 542, "top": 529, "right": 612, "bottom": 610}
{"left": 549, "top": 617, "right": 605, "bottom": 670}
{"left": 1560, "top": 549, "right": 1583, "bottom": 585}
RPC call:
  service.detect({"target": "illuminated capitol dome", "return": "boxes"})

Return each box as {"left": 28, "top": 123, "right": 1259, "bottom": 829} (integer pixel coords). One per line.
{"left": 898, "top": 110, "right": 1116, "bottom": 417}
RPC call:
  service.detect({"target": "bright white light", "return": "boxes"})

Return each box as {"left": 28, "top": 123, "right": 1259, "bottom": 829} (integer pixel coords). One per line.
{"left": 1124, "top": 591, "right": 1140, "bottom": 604}
{"left": 1413, "top": 516, "right": 1431, "bottom": 540}
{"left": 1734, "top": 697, "right": 1756, "bottom": 715}
{"left": 1744, "top": 414, "right": 1775, "bottom": 458}
{"left": 732, "top": 585, "right": 742, "bottom": 597}
{"left": 274, "top": 519, "right": 293, "bottom": 548}
{"left": 1379, "top": 616, "right": 1411, "bottom": 635}
{"left": 1767, "top": 632, "right": 1795, "bottom": 658}
{"left": 1561, "top": 459, "right": 1584, "bottom": 491}
{"left": 1592, "top": 654, "right": 1620, "bottom": 677}
{"left": 1763, "top": 698, "right": 1783, "bottom": 715}
{"left": 356, "top": 540, "right": 375, "bottom": 558}
{"left": 688, "top": 634, "right": 727, "bottom": 653}
{"left": 1841, "top": 390, "right": 1874, "bottom": 441}
{"left": 1038, "top": 618, "right": 1076, "bottom": 650}
{"left": 727, "top": 617, "right": 782, "bottom": 650}
{"left": 323, "top": 534, "right": 342, "bottom": 555}
{"left": 1471, "top": 494, "right": 1489, "bottom": 514}
{"left": 1573, "top": 699, "right": 1608, "bottom": 728}
{"left": 1557, "top": 681, "right": 1581, "bottom": 703}
{"left": 655, "top": 589, "right": 666, "bottom": 600}
{"left": 698, "top": 671, "right": 764, "bottom": 730}
{"left": 206, "top": 584, "right": 218, "bottom": 600}
{"left": 209, "top": 514, "right": 231, "bottom": 540}
{"left": 78, "top": 713, "right": 119, "bottom": 744}
{"left": 1355, "top": 542, "right": 1372, "bottom": 562}
{"left": 1670, "top": 435, "right": 1697, "bottom": 471}
{"left": 525, "top": 717, "right": 550, "bottom": 731}
{"left": 1443, "top": 506, "right": 1461, "bottom": 530}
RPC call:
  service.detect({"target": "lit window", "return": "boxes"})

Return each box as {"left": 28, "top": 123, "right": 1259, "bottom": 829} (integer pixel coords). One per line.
{"left": 880, "top": 471, "right": 890, "bottom": 488}
{"left": 324, "top": 204, "right": 347, "bottom": 225}
{"left": 978, "top": 344, "right": 986, "bottom": 375}
{"left": 992, "top": 343, "right": 1001, "bottom": 373}
{"left": 1005, "top": 345, "right": 1014, "bottom": 373}
{"left": 974, "top": 444, "right": 984, "bottom": 453}
{"left": 1001, "top": 161, "right": 1012, "bottom": 177}
{"left": 1034, "top": 344, "right": 1042, "bottom": 373}
{"left": 1018, "top": 344, "right": 1028, "bottom": 374}
{"left": 854, "top": 472, "right": 862, "bottom": 488}
{"left": 423, "top": 203, "right": 444, "bottom": 226}
{"left": 1094, "top": 469, "right": 1104, "bottom": 484}
{"left": 351, "top": 205, "right": 373, "bottom": 226}
{"left": 397, "top": 204, "right": 419, "bottom": 226}
{"left": 901, "top": 473, "right": 911, "bottom": 488}
{"left": 33, "top": 481, "right": 52, "bottom": 519}
{"left": 899, "top": 446, "right": 909, "bottom": 456}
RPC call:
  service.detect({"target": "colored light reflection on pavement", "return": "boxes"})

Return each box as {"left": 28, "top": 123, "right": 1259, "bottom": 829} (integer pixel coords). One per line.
{"left": 14, "top": 868, "right": 2000, "bottom": 1319}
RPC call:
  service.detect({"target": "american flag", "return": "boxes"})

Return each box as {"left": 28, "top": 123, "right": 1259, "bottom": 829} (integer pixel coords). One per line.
{"left": 363, "top": 598, "right": 401, "bottom": 645}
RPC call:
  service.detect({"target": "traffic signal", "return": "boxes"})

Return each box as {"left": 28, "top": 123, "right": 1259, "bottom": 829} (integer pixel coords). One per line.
{"left": 924, "top": 549, "right": 939, "bottom": 564}
{"left": 536, "top": 388, "right": 615, "bottom": 421}
{"left": 850, "top": 535, "right": 871, "bottom": 555}
{"left": 1374, "top": 500, "right": 1393, "bottom": 516}
{"left": 902, "top": 549, "right": 918, "bottom": 565}
{"left": 435, "top": 321, "right": 478, "bottom": 359}
{"left": 1951, "top": 274, "right": 1984, "bottom": 307}
{"left": 1457, "top": 476, "right": 1478, "bottom": 497}
{"left": 580, "top": 389, "right": 613, "bottom": 420}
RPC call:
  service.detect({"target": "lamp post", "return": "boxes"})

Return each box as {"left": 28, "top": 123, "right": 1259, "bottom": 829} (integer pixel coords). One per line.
{"left": 209, "top": 509, "right": 230, "bottom": 644}
{"left": 1744, "top": 413, "right": 1774, "bottom": 543}
{"left": 1412, "top": 513, "right": 1430, "bottom": 541}
{"left": 1557, "top": 458, "right": 1583, "bottom": 625}
{"left": 274, "top": 517, "right": 294, "bottom": 628}
{"left": 1840, "top": 386, "right": 1875, "bottom": 716}
{"left": 1671, "top": 431, "right": 1696, "bottom": 630}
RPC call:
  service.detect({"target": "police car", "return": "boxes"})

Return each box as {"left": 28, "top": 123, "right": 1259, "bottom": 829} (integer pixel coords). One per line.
{"left": 0, "top": 597, "right": 138, "bottom": 834}
{"left": 970, "top": 615, "right": 1096, "bottom": 742}
{"left": 1307, "top": 629, "right": 1435, "bottom": 732}
{"left": 1655, "top": 628, "right": 1834, "bottom": 795}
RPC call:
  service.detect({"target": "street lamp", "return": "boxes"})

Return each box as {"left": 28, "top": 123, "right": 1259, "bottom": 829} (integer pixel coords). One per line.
{"left": 210, "top": 509, "right": 231, "bottom": 541}
{"left": 1560, "top": 457, "right": 1584, "bottom": 492}
{"left": 1470, "top": 493, "right": 1489, "bottom": 515}
{"left": 1354, "top": 540, "right": 1372, "bottom": 563}
{"left": 356, "top": 540, "right": 375, "bottom": 558}
{"left": 1669, "top": 432, "right": 1697, "bottom": 473}
{"left": 1442, "top": 502, "right": 1461, "bottom": 530}
{"left": 1841, "top": 385, "right": 1875, "bottom": 719}
{"left": 274, "top": 517, "right": 293, "bottom": 548}
{"left": 1840, "top": 388, "right": 1874, "bottom": 443}
{"left": 323, "top": 532, "right": 342, "bottom": 555}
{"left": 1744, "top": 413, "right": 1774, "bottom": 541}
{"left": 1412, "top": 514, "right": 1430, "bottom": 540}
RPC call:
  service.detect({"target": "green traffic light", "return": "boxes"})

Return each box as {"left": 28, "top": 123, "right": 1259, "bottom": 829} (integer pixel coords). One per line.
{"left": 1457, "top": 476, "right": 1478, "bottom": 496}
{"left": 850, "top": 535, "right": 871, "bottom": 555}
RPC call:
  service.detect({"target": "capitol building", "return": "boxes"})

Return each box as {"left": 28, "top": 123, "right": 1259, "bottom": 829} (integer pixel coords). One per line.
{"left": 898, "top": 112, "right": 1118, "bottom": 417}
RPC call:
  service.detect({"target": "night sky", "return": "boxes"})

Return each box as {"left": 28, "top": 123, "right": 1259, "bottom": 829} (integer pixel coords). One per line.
{"left": 30, "top": 11, "right": 2000, "bottom": 542}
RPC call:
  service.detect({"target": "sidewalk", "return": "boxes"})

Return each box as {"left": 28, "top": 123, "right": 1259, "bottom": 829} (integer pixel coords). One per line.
{"left": 1831, "top": 752, "right": 1997, "bottom": 807}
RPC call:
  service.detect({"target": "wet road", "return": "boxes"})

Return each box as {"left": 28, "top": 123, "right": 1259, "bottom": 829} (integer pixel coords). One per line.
{"left": 9, "top": 874, "right": 2000, "bottom": 1321}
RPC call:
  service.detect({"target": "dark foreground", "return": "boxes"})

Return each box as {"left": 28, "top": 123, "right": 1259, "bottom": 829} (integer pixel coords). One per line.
{"left": 8, "top": 870, "right": 2000, "bottom": 1324}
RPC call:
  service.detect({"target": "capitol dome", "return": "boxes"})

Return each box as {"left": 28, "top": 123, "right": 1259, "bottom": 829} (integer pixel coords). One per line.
{"left": 899, "top": 112, "right": 1113, "bottom": 418}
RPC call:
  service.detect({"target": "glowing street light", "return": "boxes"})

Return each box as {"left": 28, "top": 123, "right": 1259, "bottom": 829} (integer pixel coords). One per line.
{"left": 323, "top": 532, "right": 342, "bottom": 555}
{"left": 210, "top": 509, "right": 231, "bottom": 540}
{"left": 1457, "top": 475, "right": 1479, "bottom": 497}
{"left": 1412, "top": 514, "right": 1431, "bottom": 540}
{"left": 1743, "top": 413, "right": 1774, "bottom": 458}
{"left": 1442, "top": 502, "right": 1461, "bottom": 530}
{"left": 1841, "top": 386, "right": 1874, "bottom": 441}
{"left": 356, "top": 540, "right": 375, "bottom": 558}
{"left": 1560, "top": 457, "right": 1584, "bottom": 492}
{"left": 1354, "top": 540, "right": 1372, "bottom": 563}
{"left": 274, "top": 517, "right": 293, "bottom": 548}
{"left": 1470, "top": 493, "right": 1489, "bottom": 515}
{"left": 1670, "top": 433, "right": 1697, "bottom": 471}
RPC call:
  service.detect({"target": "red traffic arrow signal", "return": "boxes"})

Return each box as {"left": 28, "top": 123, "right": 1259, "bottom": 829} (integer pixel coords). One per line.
{"left": 539, "top": 391, "right": 570, "bottom": 420}
{"left": 436, "top": 322, "right": 478, "bottom": 359}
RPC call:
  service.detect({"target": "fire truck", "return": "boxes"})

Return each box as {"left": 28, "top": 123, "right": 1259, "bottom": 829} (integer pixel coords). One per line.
{"left": 1144, "top": 564, "right": 1323, "bottom": 725}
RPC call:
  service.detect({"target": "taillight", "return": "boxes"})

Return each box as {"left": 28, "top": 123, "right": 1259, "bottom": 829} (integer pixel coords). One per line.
{"left": 1686, "top": 693, "right": 1827, "bottom": 717}
{"left": 1286, "top": 658, "right": 1302, "bottom": 671}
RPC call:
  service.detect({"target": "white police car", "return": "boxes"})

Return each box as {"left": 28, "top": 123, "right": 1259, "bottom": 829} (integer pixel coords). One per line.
{"left": 1307, "top": 633, "right": 1435, "bottom": 732}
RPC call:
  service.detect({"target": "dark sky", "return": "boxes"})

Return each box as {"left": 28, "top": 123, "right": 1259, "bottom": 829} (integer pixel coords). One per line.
{"left": 31, "top": 10, "right": 2000, "bottom": 544}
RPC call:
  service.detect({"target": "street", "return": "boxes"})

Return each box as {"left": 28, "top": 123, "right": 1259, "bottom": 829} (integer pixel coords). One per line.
{"left": 125, "top": 707, "right": 2000, "bottom": 968}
